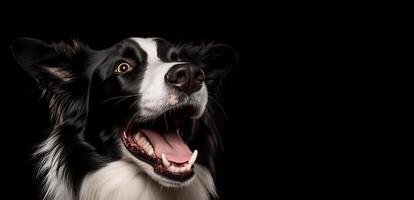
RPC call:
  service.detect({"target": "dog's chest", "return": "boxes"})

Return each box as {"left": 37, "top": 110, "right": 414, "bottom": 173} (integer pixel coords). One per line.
{"left": 79, "top": 160, "right": 214, "bottom": 200}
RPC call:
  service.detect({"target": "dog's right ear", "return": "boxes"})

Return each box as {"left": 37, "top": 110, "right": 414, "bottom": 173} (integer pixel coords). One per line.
{"left": 11, "top": 37, "right": 78, "bottom": 83}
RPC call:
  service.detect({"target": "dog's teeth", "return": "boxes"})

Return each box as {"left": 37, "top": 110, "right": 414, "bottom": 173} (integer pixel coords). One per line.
{"left": 140, "top": 138, "right": 149, "bottom": 147}
{"left": 143, "top": 143, "right": 148, "bottom": 150}
{"left": 185, "top": 163, "right": 192, "bottom": 171}
{"left": 134, "top": 134, "right": 141, "bottom": 144}
{"left": 188, "top": 150, "right": 198, "bottom": 165}
{"left": 134, "top": 133, "right": 141, "bottom": 141}
{"left": 162, "top": 153, "right": 170, "bottom": 168}
{"left": 169, "top": 165, "right": 176, "bottom": 173}
{"left": 147, "top": 148, "right": 154, "bottom": 155}
{"left": 146, "top": 144, "right": 154, "bottom": 153}
{"left": 173, "top": 166, "right": 179, "bottom": 173}
{"left": 180, "top": 166, "right": 187, "bottom": 172}
{"left": 138, "top": 138, "right": 144, "bottom": 144}
{"left": 176, "top": 167, "right": 183, "bottom": 173}
{"left": 142, "top": 138, "right": 151, "bottom": 146}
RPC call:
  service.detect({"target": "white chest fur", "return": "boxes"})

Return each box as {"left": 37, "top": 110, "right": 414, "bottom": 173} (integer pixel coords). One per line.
{"left": 79, "top": 160, "right": 216, "bottom": 200}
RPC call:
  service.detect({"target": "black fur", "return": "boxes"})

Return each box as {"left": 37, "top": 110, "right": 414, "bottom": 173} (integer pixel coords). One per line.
{"left": 11, "top": 37, "right": 238, "bottom": 198}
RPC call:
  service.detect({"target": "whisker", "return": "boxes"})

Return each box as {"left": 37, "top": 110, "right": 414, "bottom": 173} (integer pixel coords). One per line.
{"left": 203, "top": 102, "right": 224, "bottom": 151}
{"left": 208, "top": 96, "right": 229, "bottom": 120}
{"left": 100, "top": 94, "right": 139, "bottom": 104}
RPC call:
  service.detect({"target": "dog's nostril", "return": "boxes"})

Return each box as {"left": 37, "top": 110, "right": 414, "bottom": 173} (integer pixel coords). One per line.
{"left": 176, "top": 70, "right": 186, "bottom": 83}
{"left": 165, "top": 64, "right": 204, "bottom": 95}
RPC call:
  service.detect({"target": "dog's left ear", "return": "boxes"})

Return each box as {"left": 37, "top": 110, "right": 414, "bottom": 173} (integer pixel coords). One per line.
{"left": 201, "top": 44, "right": 239, "bottom": 86}
{"left": 11, "top": 37, "right": 84, "bottom": 84}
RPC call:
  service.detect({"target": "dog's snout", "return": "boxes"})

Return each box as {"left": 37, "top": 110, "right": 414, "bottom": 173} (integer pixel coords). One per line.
{"left": 165, "top": 64, "right": 205, "bottom": 95}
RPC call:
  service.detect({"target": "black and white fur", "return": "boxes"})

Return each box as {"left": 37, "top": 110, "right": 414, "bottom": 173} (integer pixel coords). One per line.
{"left": 11, "top": 37, "right": 237, "bottom": 200}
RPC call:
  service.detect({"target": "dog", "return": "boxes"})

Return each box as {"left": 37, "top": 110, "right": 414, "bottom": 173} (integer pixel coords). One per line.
{"left": 11, "top": 37, "right": 237, "bottom": 200}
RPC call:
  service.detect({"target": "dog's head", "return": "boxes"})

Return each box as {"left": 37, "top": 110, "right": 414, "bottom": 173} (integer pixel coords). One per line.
{"left": 11, "top": 37, "right": 237, "bottom": 187}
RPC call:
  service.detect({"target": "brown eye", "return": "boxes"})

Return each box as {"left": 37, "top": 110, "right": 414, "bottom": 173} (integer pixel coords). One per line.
{"left": 115, "top": 62, "right": 132, "bottom": 74}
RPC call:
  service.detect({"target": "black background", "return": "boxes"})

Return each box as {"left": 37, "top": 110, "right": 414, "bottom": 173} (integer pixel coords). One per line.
{"left": 0, "top": 3, "right": 399, "bottom": 199}
{"left": 0, "top": 4, "right": 335, "bottom": 200}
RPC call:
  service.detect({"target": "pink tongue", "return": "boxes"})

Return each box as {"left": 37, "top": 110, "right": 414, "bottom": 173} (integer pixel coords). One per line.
{"left": 141, "top": 129, "right": 192, "bottom": 163}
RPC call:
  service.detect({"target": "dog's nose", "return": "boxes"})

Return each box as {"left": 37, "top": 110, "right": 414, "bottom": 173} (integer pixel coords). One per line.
{"left": 165, "top": 64, "right": 205, "bottom": 95}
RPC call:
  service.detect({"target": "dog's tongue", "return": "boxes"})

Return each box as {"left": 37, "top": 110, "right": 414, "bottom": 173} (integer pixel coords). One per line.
{"left": 141, "top": 129, "right": 192, "bottom": 163}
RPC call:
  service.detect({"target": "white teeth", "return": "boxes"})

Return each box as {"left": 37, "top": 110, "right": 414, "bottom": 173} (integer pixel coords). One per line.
{"left": 184, "top": 163, "right": 190, "bottom": 170}
{"left": 134, "top": 132, "right": 141, "bottom": 140}
{"left": 185, "top": 165, "right": 191, "bottom": 171}
{"left": 138, "top": 138, "right": 144, "bottom": 145}
{"left": 177, "top": 167, "right": 184, "bottom": 173}
{"left": 141, "top": 138, "right": 147, "bottom": 144}
{"left": 147, "top": 148, "right": 154, "bottom": 155}
{"left": 188, "top": 150, "right": 198, "bottom": 165}
{"left": 165, "top": 163, "right": 192, "bottom": 173}
{"left": 162, "top": 153, "right": 170, "bottom": 168}
{"left": 175, "top": 166, "right": 181, "bottom": 173}
{"left": 143, "top": 144, "right": 154, "bottom": 156}
{"left": 182, "top": 165, "right": 189, "bottom": 172}
{"left": 134, "top": 133, "right": 154, "bottom": 156}
{"left": 169, "top": 165, "right": 178, "bottom": 173}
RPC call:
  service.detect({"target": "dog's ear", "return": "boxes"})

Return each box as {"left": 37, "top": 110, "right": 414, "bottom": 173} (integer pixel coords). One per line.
{"left": 201, "top": 44, "right": 239, "bottom": 86}
{"left": 11, "top": 37, "right": 82, "bottom": 83}
{"left": 12, "top": 38, "right": 90, "bottom": 124}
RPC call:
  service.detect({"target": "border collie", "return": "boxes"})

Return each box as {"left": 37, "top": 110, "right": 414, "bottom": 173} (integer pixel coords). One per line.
{"left": 11, "top": 37, "right": 237, "bottom": 200}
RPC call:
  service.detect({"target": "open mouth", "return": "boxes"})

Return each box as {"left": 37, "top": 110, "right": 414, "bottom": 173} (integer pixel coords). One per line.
{"left": 121, "top": 105, "right": 198, "bottom": 182}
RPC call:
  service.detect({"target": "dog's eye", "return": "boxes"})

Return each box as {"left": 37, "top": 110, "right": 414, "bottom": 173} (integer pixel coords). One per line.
{"left": 115, "top": 62, "right": 133, "bottom": 74}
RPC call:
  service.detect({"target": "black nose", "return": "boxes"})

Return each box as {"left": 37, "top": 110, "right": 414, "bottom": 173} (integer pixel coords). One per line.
{"left": 165, "top": 64, "right": 205, "bottom": 95}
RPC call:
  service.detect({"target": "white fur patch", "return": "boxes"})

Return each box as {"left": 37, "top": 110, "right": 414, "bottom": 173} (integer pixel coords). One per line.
{"left": 132, "top": 37, "right": 160, "bottom": 64}
{"left": 138, "top": 61, "right": 181, "bottom": 118}
{"left": 34, "top": 134, "right": 74, "bottom": 200}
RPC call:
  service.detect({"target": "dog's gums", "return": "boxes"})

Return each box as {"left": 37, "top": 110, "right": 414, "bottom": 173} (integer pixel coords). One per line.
{"left": 121, "top": 105, "right": 199, "bottom": 181}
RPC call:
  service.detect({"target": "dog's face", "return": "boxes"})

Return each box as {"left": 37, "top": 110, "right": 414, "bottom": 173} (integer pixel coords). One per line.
{"left": 11, "top": 37, "right": 237, "bottom": 188}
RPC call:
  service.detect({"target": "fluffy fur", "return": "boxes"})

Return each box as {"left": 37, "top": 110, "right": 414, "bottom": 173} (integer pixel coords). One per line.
{"left": 11, "top": 37, "right": 237, "bottom": 200}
